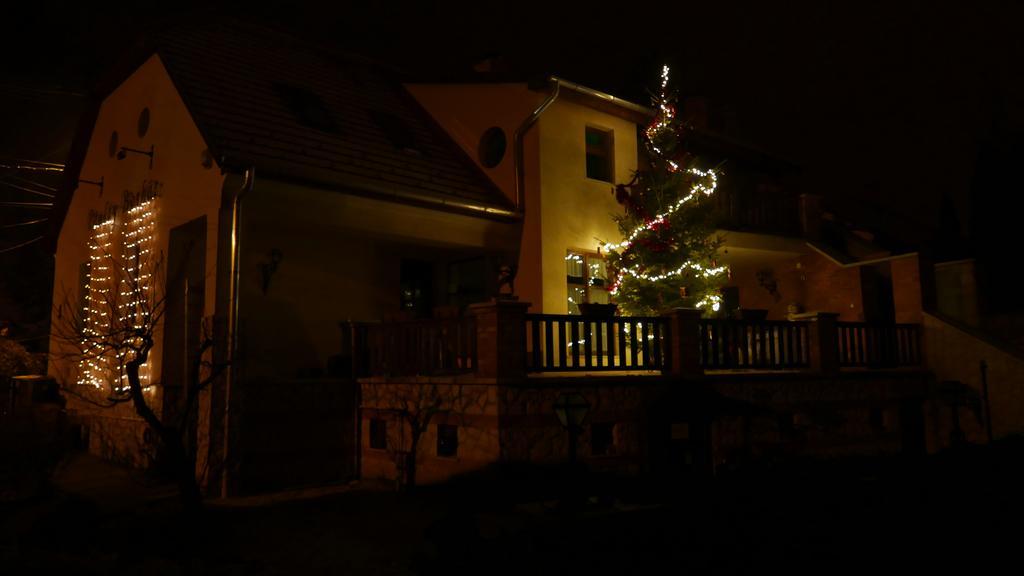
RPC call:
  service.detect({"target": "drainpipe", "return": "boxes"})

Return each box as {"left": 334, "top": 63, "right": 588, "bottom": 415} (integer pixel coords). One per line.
{"left": 513, "top": 78, "right": 560, "bottom": 213}
{"left": 981, "top": 360, "right": 993, "bottom": 443}
{"left": 222, "top": 166, "right": 254, "bottom": 497}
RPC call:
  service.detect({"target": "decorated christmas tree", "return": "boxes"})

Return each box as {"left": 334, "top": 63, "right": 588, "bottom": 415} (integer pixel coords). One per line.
{"left": 601, "top": 66, "right": 727, "bottom": 316}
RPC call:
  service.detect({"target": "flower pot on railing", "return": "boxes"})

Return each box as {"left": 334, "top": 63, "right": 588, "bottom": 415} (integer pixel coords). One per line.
{"left": 577, "top": 303, "right": 618, "bottom": 317}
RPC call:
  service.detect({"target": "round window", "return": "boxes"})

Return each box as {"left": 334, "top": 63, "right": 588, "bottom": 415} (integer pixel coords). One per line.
{"left": 478, "top": 126, "right": 507, "bottom": 168}
{"left": 137, "top": 107, "right": 151, "bottom": 138}
{"left": 108, "top": 131, "right": 119, "bottom": 158}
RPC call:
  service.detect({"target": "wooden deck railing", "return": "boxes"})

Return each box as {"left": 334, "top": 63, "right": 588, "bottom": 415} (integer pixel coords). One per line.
{"left": 524, "top": 314, "right": 669, "bottom": 372}
{"left": 345, "top": 304, "right": 923, "bottom": 378}
{"left": 698, "top": 319, "right": 810, "bottom": 370}
{"left": 713, "top": 184, "right": 801, "bottom": 236}
{"left": 836, "top": 322, "right": 921, "bottom": 368}
{"left": 354, "top": 316, "right": 477, "bottom": 377}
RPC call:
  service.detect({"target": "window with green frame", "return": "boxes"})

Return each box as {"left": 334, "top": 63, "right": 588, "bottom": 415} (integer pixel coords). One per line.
{"left": 585, "top": 126, "right": 614, "bottom": 182}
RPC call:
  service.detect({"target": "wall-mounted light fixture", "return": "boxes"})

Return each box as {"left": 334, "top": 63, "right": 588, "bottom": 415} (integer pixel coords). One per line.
{"left": 117, "top": 145, "right": 154, "bottom": 169}
{"left": 78, "top": 177, "right": 104, "bottom": 196}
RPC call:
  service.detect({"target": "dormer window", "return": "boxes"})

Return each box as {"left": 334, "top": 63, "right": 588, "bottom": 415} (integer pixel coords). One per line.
{"left": 370, "top": 111, "right": 420, "bottom": 155}
{"left": 273, "top": 82, "right": 340, "bottom": 134}
{"left": 585, "top": 126, "right": 613, "bottom": 182}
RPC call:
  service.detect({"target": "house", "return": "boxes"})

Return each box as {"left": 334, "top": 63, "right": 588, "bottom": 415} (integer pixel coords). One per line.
{"left": 48, "top": 20, "right": 1024, "bottom": 496}
{"left": 48, "top": 20, "right": 519, "bottom": 494}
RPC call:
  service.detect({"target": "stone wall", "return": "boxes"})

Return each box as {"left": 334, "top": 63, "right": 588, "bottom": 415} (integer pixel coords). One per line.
{"left": 359, "top": 379, "right": 502, "bottom": 486}
{"left": 358, "top": 377, "right": 664, "bottom": 485}
{"left": 67, "top": 398, "right": 157, "bottom": 469}
{"left": 708, "top": 371, "right": 927, "bottom": 465}
{"left": 499, "top": 381, "right": 657, "bottom": 474}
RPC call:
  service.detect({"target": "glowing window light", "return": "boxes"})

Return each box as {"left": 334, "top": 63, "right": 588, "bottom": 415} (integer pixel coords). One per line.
{"left": 77, "top": 215, "right": 116, "bottom": 388}
{"left": 115, "top": 195, "right": 158, "bottom": 392}
{"left": 76, "top": 189, "right": 161, "bottom": 393}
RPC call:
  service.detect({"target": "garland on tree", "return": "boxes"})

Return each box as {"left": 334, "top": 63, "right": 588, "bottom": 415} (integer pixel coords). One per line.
{"left": 600, "top": 66, "right": 727, "bottom": 316}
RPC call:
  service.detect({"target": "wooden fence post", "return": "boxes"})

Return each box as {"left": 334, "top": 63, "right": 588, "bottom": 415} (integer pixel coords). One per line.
{"left": 468, "top": 299, "right": 531, "bottom": 379}
{"left": 808, "top": 312, "right": 840, "bottom": 376}
{"left": 663, "top": 308, "right": 704, "bottom": 378}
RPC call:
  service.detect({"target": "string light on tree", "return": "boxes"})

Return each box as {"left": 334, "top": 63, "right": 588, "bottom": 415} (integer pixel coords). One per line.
{"left": 599, "top": 65, "right": 727, "bottom": 316}
{"left": 600, "top": 167, "right": 718, "bottom": 253}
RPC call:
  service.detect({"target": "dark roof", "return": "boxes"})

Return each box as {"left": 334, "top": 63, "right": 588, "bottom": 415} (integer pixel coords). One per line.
{"left": 154, "top": 20, "right": 512, "bottom": 214}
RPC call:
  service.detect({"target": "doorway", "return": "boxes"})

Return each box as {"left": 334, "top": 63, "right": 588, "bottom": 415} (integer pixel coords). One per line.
{"left": 160, "top": 216, "right": 206, "bottom": 456}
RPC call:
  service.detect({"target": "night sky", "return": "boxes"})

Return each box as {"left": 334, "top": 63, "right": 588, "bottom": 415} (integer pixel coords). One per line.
{"left": 3, "top": 1, "right": 1023, "bottom": 331}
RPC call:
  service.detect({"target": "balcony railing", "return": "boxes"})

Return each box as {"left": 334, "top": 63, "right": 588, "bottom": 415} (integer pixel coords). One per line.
{"left": 712, "top": 184, "right": 801, "bottom": 236}
{"left": 836, "top": 322, "right": 921, "bottom": 368}
{"left": 524, "top": 314, "right": 668, "bottom": 372}
{"left": 699, "top": 319, "right": 810, "bottom": 370}
{"left": 347, "top": 304, "right": 923, "bottom": 379}
{"left": 353, "top": 316, "right": 477, "bottom": 377}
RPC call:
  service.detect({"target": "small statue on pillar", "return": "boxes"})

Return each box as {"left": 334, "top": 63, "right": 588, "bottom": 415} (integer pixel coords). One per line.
{"left": 496, "top": 263, "right": 517, "bottom": 300}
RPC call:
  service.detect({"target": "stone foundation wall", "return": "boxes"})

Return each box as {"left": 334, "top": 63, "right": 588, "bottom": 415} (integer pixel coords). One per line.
{"left": 359, "top": 379, "right": 502, "bottom": 486}
{"left": 359, "top": 378, "right": 663, "bottom": 485}
{"left": 66, "top": 390, "right": 163, "bottom": 469}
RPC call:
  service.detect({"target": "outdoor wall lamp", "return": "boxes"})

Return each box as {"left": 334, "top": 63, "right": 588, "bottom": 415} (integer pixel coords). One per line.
{"left": 117, "top": 145, "right": 154, "bottom": 169}
{"left": 553, "top": 392, "right": 590, "bottom": 463}
{"left": 78, "top": 177, "right": 104, "bottom": 196}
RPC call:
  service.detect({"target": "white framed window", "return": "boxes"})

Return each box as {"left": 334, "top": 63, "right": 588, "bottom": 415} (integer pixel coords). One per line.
{"left": 566, "top": 250, "right": 609, "bottom": 315}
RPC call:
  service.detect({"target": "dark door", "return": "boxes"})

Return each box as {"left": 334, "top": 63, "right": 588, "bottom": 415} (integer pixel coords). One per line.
{"left": 400, "top": 259, "right": 434, "bottom": 318}
{"left": 161, "top": 216, "right": 206, "bottom": 455}
{"left": 860, "top": 263, "right": 895, "bottom": 324}
{"left": 447, "top": 256, "right": 488, "bottom": 308}
{"left": 860, "top": 263, "right": 897, "bottom": 366}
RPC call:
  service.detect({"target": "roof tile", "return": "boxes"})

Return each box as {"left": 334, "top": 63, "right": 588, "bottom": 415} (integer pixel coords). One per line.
{"left": 155, "top": 21, "right": 511, "bottom": 213}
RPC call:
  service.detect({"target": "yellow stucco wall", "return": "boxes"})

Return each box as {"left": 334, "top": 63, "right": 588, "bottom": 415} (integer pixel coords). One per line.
{"left": 405, "top": 83, "right": 545, "bottom": 205}
{"left": 923, "top": 312, "right": 1024, "bottom": 446}
{"left": 49, "top": 54, "right": 225, "bottom": 463}
{"left": 408, "top": 83, "right": 639, "bottom": 314}
{"left": 535, "top": 99, "right": 637, "bottom": 313}
{"left": 406, "top": 83, "right": 545, "bottom": 309}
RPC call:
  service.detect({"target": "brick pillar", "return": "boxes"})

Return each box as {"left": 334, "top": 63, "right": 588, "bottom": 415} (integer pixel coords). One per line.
{"left": 468, "top": 299, "right": 531, "bottom": 379}
{"left": 799, "top": 193, "right": 823, "bottom": 240}
{"left": 663, "top": 308, "right": 704, "bottom": 378}
{"left": 807, "top": 312, "right": 839, "bottom": 376}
